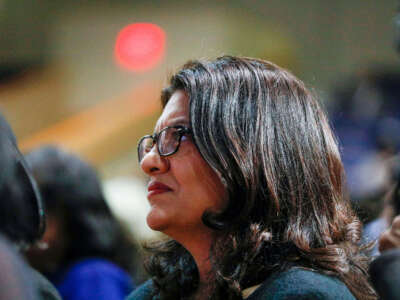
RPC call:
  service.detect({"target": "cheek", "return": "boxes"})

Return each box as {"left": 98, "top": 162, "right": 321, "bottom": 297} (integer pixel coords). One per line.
{"left": 175, "top": 149, "right": 227, "bottom": 211}
{"left": 42, "top": 216, "right": 61, "bottom": 245}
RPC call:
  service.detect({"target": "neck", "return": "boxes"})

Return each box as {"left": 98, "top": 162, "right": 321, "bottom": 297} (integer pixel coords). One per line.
{"left": 167, "top": 226, "right": 215, "bottom": 286}
{"left": 187, "top": 234, "right": 214, "bottom": 300}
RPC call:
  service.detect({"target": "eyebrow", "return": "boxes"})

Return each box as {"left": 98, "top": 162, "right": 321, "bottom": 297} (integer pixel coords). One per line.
{"left": 168, "top": 117, "right": 189, "bottom": 127}
{"left": 154, "top": 117, "right": 190, "bottom": 133}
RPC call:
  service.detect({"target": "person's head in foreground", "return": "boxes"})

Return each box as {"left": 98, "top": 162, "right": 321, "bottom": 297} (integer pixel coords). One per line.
{"left": 0, "top": 113, "right": 62, "bottom": 300}
{"left": 136, "top": 56, "right": 377, "bottom": 300}
{"left": 0, "top": 115, "right": 45, "bottom": 249}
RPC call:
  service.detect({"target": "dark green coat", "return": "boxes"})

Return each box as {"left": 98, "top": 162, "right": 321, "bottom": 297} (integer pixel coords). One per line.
{"left": 125, "top": 267, "right": 356, "bottom": 300}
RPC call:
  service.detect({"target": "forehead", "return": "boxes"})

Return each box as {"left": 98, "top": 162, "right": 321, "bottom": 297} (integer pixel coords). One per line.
{"left": 155, "top": 90, "right": 189, "bottom": 130}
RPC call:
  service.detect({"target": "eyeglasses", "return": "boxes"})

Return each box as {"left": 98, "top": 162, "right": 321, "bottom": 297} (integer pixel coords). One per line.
{"left": 137, "top": 125, "right": 192, "bottom": 163}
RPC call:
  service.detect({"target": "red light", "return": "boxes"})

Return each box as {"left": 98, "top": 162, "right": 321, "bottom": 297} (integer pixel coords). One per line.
{"left": 114, "top": 23, "right": 166, "bottom": 72}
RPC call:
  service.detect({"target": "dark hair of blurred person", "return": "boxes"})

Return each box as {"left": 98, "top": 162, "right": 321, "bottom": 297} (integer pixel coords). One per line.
{"left": 0, "top": 113, "right": 61, "bottom": 300}
{"left": 390, "top": 158, "right": 400, "bottom": 215}
{"left": 370, "top": 248, "right": 400, "bottom": 299}
{"left": 128, "top": 56, "right": 377, "bottom": 300}
{"left": 25, "top": 145, "right": 139, "bottom": 300}
{"left": 0, "top": 115, "right": 45, "bottom": 248}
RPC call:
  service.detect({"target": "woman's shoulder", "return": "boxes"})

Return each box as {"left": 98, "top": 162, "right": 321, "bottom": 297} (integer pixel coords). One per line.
{"left": 247, "top": 267, "right": 355, "bottom": 300}
{"left": 125, "top": 280, "right": 154, "bottom": 300}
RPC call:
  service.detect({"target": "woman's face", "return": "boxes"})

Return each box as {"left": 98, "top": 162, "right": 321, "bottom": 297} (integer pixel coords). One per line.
{"left": 140, "top": 90, "right": 227, "bottom": 238}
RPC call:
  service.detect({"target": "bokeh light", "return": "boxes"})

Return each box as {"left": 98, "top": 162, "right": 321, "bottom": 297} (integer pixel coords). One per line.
{"left": 114, "top": 23, "right": 166, "bottom": 72}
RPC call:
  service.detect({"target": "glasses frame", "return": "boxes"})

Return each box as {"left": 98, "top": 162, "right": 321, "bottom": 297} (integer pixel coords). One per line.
{"left": 137, "top": 125, "right": 192, "bottom": 162}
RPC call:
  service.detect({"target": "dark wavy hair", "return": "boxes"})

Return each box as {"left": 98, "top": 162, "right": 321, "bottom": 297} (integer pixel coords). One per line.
{"left": 25, "top": 146, "right": 139, "bottom": 276}
{"left": 144, "top": 56, "right": 377, "bottom": 300}
{"left": 390, "top": 155, "right": 400, "bottom": 216}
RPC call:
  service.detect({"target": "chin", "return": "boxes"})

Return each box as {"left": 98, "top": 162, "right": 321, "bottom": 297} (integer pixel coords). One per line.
{"left": 146, "top": 209, "right": 169, "bottom": 232}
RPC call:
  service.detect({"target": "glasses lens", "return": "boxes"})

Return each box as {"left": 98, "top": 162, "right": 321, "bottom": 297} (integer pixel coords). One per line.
{"left": 138, "top": 136, "right": 154, "bottom": 162}
{"left": 158, "top": 127, "right": 181, "bottom": 156}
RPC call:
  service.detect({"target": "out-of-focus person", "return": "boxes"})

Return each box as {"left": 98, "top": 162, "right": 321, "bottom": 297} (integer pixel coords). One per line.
{"left": 379, "top": 216, "right": 400, "bottom": 253}
{"left": 0, "top": 113, "right": 61, "bottom": 300}
{"left": 25, "top": 146, "right": 139, "bottom": 300}
{"left": 375, "top": 156, "right": 400, "bottom": 253}
{"left": 362, "top": 156, "right": 400, "bottom": 256}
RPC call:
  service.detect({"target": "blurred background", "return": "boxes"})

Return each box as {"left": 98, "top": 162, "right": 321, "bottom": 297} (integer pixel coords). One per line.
{"left": 1, "top": 0, "right": 399, "bottom": 241}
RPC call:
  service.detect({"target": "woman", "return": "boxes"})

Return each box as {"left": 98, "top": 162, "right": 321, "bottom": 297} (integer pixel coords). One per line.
{"left": 128, "top": 56, "right": 377, "bottom": 299}
{"left": 25, "top": 146, "right": 139, "bottom": 300}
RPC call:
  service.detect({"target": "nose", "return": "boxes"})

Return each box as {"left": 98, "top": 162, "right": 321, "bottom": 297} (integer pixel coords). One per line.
{"left": 140, "top": 146, "right": 169, "bottom": 175}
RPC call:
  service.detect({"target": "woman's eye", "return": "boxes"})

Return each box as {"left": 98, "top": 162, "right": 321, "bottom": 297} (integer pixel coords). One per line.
{"left": 171, "top": 130, "right": 181, "bottom": 140}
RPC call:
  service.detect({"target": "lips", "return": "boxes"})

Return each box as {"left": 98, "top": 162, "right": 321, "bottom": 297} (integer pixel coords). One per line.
{"left": 147, "top": 181, "right": 173, "bottom": 198}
